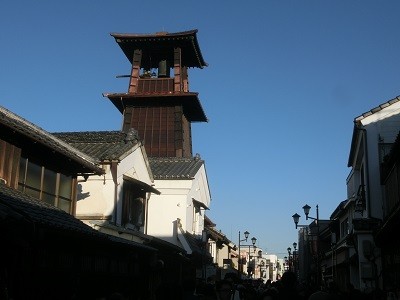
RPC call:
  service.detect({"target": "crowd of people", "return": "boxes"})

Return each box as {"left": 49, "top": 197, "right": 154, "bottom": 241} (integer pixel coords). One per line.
{"left": 187, "top": 271, "right": 395, "bottom": 300}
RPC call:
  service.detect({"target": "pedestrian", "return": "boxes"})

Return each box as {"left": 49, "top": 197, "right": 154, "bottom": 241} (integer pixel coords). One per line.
{"left": 223, "top": 272, "right": 242, "bottom": 300}
{"left": 276, "top": 271, "right": 304, "bottom": 300}
{"left": 307, "top": 288, "right": 330, "bottom": 300}
{"left": 260, "top": 287, "right": 279, "bottom": 300}
{"left": 215, "top": 280, "right": 234, "bottom": 300}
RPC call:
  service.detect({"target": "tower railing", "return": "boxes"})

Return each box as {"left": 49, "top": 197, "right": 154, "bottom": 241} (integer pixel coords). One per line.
{"left": 136, "top": 78, "right": 175, "bottom": 94}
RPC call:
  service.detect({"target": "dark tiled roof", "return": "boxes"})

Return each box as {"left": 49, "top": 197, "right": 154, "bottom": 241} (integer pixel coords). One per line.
{"left": 110, "top": 29, "right": 208, "bottom": 68}
{"left": 183, "top": 231, "right": 210, "bottom": 257}
{"left": 91, "top": 220, "right": 181, "bottom": 253}
{"left": 206, "top": 226, "right": 232, "bottom": 245}
{"left": 349, "top": 95, "right": 400, "bottom": 167}
{"left": 354, "top": 95, "right": 400, "bottom": 123}
{"left": 204, "top": 215, "right": 216, "bottom": 227}
{"left": 53, "top": 129, "right": 141, "bottom": 161}
{"left": 149, "top": 155, "right": 204, "bottom": 179}
{"left": 0, "top": 183, "right": 157, "bottom": 251}
{"left": 104, "top": 93, "right": 208, "bottom": 122}
{"left": 0, "top": 106, "right": 103, "bottom": 175}
{"left": 330, "top": 199, "right": 349, "bottom": 220}
{"left": 0, "top": 183, "right": 107, "bottom": 239}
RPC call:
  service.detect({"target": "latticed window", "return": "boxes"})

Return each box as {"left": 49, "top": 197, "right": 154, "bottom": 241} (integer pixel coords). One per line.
{"left": 18, "top": 157, "right": 74, "bottom": 213}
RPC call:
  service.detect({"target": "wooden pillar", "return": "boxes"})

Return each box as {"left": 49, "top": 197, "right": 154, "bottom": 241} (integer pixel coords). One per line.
{"left": 128, "top": 49, "right": 142, "bottom": 93}
{"left": 174, "top": 48, "right": 182, "bottom": 92}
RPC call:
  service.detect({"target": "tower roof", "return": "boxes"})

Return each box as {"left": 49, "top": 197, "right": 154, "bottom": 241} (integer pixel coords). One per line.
{"left": 104, "top": 92, "right": 208, "bottom": 122}
{"left": 110, "top": 29, "right": 208, "bottom": 69}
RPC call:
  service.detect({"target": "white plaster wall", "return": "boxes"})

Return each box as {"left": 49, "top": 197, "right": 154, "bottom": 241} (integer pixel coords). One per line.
{"left": 76, "top": 145, "right": 154, "bottom": 224}
{"left": 185, "top": 165, "right": 211, "bottom": 234}
{"left": 147, "top": 165, "right": 211, "bottom": 245}
{"left": 76, "top": 166, "right": 115, "bottom": 217}
{"left": 147, "top": 180, "right": 191, "bottom": 245}
{"left": 191, "top": 165, "right": 211, "bottom": 208}
{"left": 117, "top": 146, "right": 153, "bottom": 185}
{"left": 361, "top": 103, "right": 400, "bottom": 219}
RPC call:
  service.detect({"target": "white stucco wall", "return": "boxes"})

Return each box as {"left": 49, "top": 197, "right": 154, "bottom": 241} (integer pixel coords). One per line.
{"left": 361, "top": 102, "right": 400, "bottom": 219}
{"left": 147, "top": 165, "right": 211, "bottom": 246}
{"left": 76, "top": 145, "right": 154, "bottom": 225}
{"left": 146, "top": 180, "right": 191, "bottom": 244}
{"left": 76, "top": 167, "right": 115, "bottom": 218}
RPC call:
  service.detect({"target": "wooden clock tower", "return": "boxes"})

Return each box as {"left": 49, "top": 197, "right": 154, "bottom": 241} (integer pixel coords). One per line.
{"left": 104, "top": 30, "right": 208, "bottom": 158}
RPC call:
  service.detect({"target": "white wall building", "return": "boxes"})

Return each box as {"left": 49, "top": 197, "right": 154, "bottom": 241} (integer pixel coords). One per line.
{"left": 147, "top": 156, "right": 211, "bottom": 253}
{"left": 54, "top": 130, "right": 160, "bottom": 242}
{"left": 346, "top": 96, "right": 400, "bottom": 291}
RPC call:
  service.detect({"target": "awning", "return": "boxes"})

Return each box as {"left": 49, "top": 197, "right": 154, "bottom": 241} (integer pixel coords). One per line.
{"left": 192, "top": 199, "right": 209, "bottom": 210}
{"left": 123, "top": 175, "right": 161, "bottom": 195}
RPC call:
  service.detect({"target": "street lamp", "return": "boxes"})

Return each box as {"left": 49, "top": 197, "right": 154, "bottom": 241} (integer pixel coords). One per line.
{"left": 287, "top": 247, "right": 292, "bottom": 272}
{"left": 238, "top": 231, "right": 250, "bottom": 276}
{"left": 284, "top": 256, "right": 288, "bottom": 271}
{"left": 303, "top": 204, "right": 319, "bottom": 223}
{"left": 292, "top": 205, "right": 320, "bottom": 228}
{"left": 292, "top": 242, "right": 297, "bottom": 276}
{"left": 238, "top": 236, "right": 257, "bottom": 278}
{"left": 293, "top": 204, "right": 321, "bottom": 286}
{"left": 246, "top": 237, "right": 257, "bottom": 278}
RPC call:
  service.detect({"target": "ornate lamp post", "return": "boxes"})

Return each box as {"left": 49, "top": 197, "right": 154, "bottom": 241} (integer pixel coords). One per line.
{"left": 293, "top": 204, "right": 320, "bottom": 286}
{"left": 303, "top": 204, "right": 319, "bottom": 224}
{"left": 287, "top": 247, "right": 292, "bottom": 272}
{"left": 292, "top": 242, "right": 297, "bottom": 276}
{"left": 246, "top": 237, "right": 257, "bottom": 278}
{"left": 238, "top": 230, "right": 250, "bottom": 276}
{"left": 284, "top": 256, "right": 288, "bottom": 271}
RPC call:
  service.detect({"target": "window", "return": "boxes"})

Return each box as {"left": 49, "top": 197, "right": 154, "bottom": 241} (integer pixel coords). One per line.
{"left": 24, "top": 160, "right": 41, "bottom": 199}
{"left": 340, "top": 218, "right": 349, "bottom": 239}
{"left": 122, "top": 181, "right": 146, "bottom": 231}
{"left": 18, "top": 157, "right": 74, "bottom": 213}
{"left": 379, "top": 143, "right": 393, "bottom": 164}
{"left": 58, "top": 173, "right": 72, "bottom": 207}
{"left": 42, "top": 168, "right": 57, "bottom": 205}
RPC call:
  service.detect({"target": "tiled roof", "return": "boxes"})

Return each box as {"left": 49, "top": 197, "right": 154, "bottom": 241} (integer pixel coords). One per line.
{"left": 0, "top": 106, "right": 103, "bottom": 175}
{"left": 183, "top": 231, "right": 213, "bottom": 258}
{"left": 206, "top": 226, "right": 233, "bottom": 246}
{"left": 0, "top": 183, "right": 157, "bottom": 251}
{"left": 91, "top": 220, "right": 180, "bottom": 253}
{"left": 349, "top": 95, "right": 400, "bottom": 167}
{"left": 330, "top": 199, "right": 349, "bottom": 220}
{"left": 104, "top": 93, "right": 208, "bottom": 122}
{"left": 53, "top": 129, "right": 141, "bottom": 161}
{"left": 355, "top": 95, "right": 400, "bottom": 122}
{"left": 149, "top": 155, "right": 204, "bottom": 179}
{"left": 0, "top": 183, "right": 107, "bottom": 239}
{"left": 205, "top": 215, "right": 216, "bottom": 227}
{"left": 110, "top": 29, "right": 208, "bottom": 68}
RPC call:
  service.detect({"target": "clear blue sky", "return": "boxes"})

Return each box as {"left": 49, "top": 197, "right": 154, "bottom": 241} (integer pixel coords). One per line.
{"left": 1, "top": 1, "right": 400, "bottom": 257}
